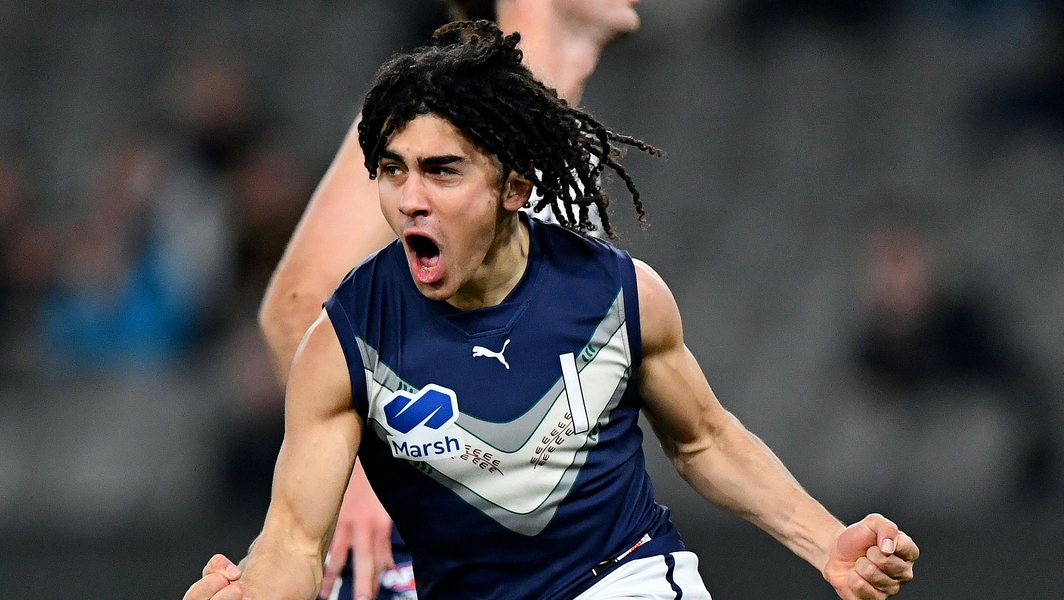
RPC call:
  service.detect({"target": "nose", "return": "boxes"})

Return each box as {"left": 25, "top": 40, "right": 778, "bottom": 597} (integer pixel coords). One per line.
{"left": 397, "top": 173, "right": 430, "bottom": 219}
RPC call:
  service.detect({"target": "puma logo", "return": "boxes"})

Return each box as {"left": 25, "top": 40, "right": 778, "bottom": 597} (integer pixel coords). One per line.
{"left": 472, "top": 339, "right": 510, "bottom": 369}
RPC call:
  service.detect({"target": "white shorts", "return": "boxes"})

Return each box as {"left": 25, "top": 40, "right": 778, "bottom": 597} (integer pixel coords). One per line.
{"left": 574, "top": 551, "right": 712, "bottom": 600}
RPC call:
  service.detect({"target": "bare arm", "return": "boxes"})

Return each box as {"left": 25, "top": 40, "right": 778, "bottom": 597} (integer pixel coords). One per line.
{"left": 238, "top": 310, "right": 362, "bottom": 600}
{"left": 259, "top": 116, "right": 394, "bottom": 384}
{"left": 633, "top": 260, "right": 917, "bottom": 599}
{"left": 634, "top": 259, "right": 843, "bottom": 569}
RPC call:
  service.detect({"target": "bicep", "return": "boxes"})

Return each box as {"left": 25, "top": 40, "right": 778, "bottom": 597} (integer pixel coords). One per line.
{"left": 262, "top": 310, "right": 362, "bottom": 559}
{"left": 634, "top": 260, "right": 730, "bottom": 455}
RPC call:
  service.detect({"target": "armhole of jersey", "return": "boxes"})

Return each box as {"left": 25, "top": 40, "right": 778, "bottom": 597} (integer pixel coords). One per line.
{"left": 618, "top": 250, "right": 643, "bottom": 375}
{"left": 323, "top": 296, "right": 370, "bottom": 419}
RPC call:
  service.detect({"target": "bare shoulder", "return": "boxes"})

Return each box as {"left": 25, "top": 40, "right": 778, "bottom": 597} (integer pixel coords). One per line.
{"left": 293, "top": 309, "right": 344, "bottom": 367}
{"left": 633, "top": 258, "right": 683, "bottom": 356}
{"left": 287, "top": 309, "right": 353, "bottom": 419}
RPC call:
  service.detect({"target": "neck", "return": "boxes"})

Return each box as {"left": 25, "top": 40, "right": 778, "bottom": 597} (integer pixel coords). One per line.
{"left": 497, "top": 2, "right": 606, "bottom": 104}
{"left": 447, "top": 215, "right": 529, "bottom": 311}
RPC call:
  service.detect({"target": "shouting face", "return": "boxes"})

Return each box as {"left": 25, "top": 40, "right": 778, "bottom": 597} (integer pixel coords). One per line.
{"left": 376, "top": 114, "right": 531, "bottom": 308}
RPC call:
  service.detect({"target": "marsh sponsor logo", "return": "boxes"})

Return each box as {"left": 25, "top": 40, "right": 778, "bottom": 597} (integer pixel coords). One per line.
{"left": 382, "top": 384, "right": 465, "bottom": 461}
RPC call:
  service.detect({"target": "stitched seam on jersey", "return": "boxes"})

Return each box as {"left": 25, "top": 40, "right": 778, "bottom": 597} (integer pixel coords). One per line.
{"left": 434, "top": 299, "right": 533, "bottom": 341}
{"left": 415, "top": 367, "right": 631, "bottom": 535}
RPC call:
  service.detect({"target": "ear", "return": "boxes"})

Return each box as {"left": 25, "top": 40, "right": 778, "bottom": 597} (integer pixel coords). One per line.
{"left": 501, "top": 171, "right": 533, "bottom": 212}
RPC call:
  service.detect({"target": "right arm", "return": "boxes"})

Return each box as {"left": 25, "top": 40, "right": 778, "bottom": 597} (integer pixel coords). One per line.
{"left": 239, "top": 310, "right": 362, "bottom": 600}
{"left": 257, "top": 116, "right": 398, "bottom": 598}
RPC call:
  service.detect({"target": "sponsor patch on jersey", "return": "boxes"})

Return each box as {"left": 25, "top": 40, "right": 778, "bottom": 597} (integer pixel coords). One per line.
{"left": 382, "top": 384, "right": 465, "bottom": 461}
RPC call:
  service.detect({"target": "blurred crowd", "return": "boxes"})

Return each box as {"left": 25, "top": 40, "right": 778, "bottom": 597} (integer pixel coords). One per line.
{"left": 0, "top": 0, "right": 1061, "bottom": 540}
{"left": 0, "top": 52, "right": 317, "bottom": 516}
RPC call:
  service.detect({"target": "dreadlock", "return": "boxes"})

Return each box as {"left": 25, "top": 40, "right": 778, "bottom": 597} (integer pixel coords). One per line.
{"left": 358, "top": 20, "right": 663, "bottom": 239}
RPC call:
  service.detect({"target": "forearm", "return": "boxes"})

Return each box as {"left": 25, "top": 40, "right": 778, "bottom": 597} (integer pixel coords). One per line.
{"left": 234, "top": 459, "right": 347, "bottom": 600}
{"left": 672, "top": 413, "right": 844, "bottom": 572}
{"left": 260, "top": 274, "right": 328, "bottom": 384}
{"left": 240, "top": 311, "right": 360, "bottom": 600}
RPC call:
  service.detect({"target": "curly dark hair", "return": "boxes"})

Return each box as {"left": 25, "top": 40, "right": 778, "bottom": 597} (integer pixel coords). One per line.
{"left": 441, "top": 0, "right": 496, "bottom": 22}
{"left": 357, "top": 20, "right": 663, "bottom": 238}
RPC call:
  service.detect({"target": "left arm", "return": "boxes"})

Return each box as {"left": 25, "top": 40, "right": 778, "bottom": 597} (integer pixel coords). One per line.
{"left": 633, "top": 259, "right": 917, "bottom": 599}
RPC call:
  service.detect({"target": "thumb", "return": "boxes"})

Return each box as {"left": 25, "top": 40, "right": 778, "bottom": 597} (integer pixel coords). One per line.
{"left": 861, "top": 513, "right": 899, "bottom": 555}
{"left": 202, "top": 554, "right": 242, "bottom": 581}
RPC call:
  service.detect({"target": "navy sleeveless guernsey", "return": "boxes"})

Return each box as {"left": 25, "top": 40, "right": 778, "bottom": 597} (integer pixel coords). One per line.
{"left": 324, "top": 215, "right": 685, "bottom": 599}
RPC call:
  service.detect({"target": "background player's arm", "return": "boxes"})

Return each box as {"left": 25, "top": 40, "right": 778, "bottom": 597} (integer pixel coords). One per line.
{"left": 259, "top": 116, "right": 394, "bottom": 384}
{"left": 633, "top": 260, "right": 917, "bottom": 599}
{"left": 237, "top": 310, "right": 362, "bottom": 600}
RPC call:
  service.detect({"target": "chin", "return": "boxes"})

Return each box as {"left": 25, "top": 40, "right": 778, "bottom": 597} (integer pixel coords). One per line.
{"left": 611, "top": 11, "right": 640, "bottom": 37}
{"left": 411, "top": 278, "right": 453, "bottom": 302}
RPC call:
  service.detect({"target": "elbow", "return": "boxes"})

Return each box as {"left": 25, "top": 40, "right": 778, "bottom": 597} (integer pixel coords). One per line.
{"left": 665, "top": 431, "right": 715, "bottom": 480}
{"left": 258, "top": 281, "right": 313, "bottom": 385}
{"left": 646, "top": 409, "right": 726, "bottom": 481}
{"left": 666, "top": 419, "right": 728, "bottom": 483}
{"left": 259, "top": 278, "right": 312, "bottom": 352}
{"left": 669, "top": 443, "right": 708, "bottom": 482}
{"left": 258, "top": 286, "right": 285, "bottom": 350}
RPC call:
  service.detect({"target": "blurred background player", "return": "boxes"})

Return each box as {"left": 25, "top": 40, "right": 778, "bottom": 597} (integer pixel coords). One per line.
{"left": 256, "top": 2, "right": 642, "bottom": 599}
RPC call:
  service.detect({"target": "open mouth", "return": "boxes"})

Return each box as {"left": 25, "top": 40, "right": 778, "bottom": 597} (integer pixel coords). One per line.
{"left": 406, "top": 233, "right": 441, "bottom": 272}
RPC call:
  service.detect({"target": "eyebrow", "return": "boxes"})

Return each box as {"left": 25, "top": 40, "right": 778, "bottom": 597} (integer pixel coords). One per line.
{"left": 379, "top": 150, "right": 464, "bottom": 169}
{"left": 379, "top": 150, "right": 403, "bottom": 163}
{"left": 418, "top": 155, "right": 463, "bottom": 169}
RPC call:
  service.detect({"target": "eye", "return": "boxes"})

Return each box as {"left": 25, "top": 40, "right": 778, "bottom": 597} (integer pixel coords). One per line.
{"left": 428, "top": 166, "right": 458, "bottom": 177}
{"left": 380, "top": 162, "right": 402, "bottom": 177}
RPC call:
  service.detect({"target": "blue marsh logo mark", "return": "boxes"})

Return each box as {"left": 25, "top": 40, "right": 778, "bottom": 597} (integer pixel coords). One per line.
{"left": 384, "top": 385, "right": 455, "bottom": 433}
{"left": 382, "top": 384, "right": 465, "bottom": 461}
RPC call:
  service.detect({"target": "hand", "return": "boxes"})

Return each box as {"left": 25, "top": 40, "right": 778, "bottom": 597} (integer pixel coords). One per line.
{"left": 320, "top": 459, "right": 395, "bottom": 600}
{"left": 183, "top": 554, "right": 245, "bottom": 600}
{"left": 823, "top": 513, "right": 919, "bottom": 600}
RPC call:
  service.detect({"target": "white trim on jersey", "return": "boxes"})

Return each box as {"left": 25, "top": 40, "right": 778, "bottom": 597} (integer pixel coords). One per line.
{"left": 559, "top": 352, "right": 590, "bottom": 434}
{"left": 574, "top": 552, "right": 712, "bottom": 600}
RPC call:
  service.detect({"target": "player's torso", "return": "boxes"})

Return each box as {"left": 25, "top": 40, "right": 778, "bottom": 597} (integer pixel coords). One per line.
{"left": 326, "top": 217, "right": 676, "bottom": 599}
